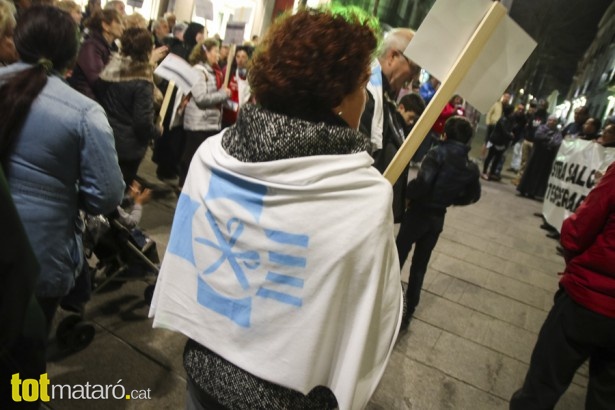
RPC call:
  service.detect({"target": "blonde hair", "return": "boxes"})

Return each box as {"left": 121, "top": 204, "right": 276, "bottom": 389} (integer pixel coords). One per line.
{"left": 56, "top": 0, "right": 81, "bottom": 14}
{"left": 0, "top": 0, "right": 16, "bottom": 38}
{"left": 188, "top": 38, "right": 218, "bottom": 66}
{"left": 124, "top": 12, "right": 147, "bottom": 29}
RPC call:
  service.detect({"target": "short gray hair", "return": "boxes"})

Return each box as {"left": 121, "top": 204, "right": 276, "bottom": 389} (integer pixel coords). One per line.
{"left": 173, "top": 22, "right": 187, "bottom": 37}
{"left": 379, "top": 28, "right": 415, "bottom": 58}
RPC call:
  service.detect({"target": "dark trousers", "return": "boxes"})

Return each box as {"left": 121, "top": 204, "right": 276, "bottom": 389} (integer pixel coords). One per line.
{"left": 510, "top": 289, "right": 615, "bottom": 410}
{"left": 180, "top": 130, "right": 218, "bottom": 187}
{"left": 483, "top": 146, "right": 504, "bottom": 176}
{"left": 396, "top": 207, "right": 444, "bottom": 318}
{"left": 119, "top": 158, "right": 142, "bottom": 188}
{"left": 153, "top": 126, "right": 186, "bottom": 179}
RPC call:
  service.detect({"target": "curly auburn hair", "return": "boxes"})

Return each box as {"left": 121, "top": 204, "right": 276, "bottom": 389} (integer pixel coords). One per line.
{"left": 249, "top": 7, "right": 379, "bottom": 122}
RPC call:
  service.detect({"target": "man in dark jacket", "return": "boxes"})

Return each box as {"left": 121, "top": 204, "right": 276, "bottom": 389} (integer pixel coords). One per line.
{"left": 396, "top": 116, "right": 481, "bottom": 330}
{"left": 510, "top": 163, "right": 615, "bottom": 410}
{"left": 360, "top": 28, "right": 420, "bottom": 223}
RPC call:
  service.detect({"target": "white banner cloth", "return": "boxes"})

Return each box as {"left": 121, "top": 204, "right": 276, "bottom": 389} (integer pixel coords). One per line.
{"left": 543, "top": 139, "right": 615, "bottom": 232}
{"left": 149, "top": 133, "right": 402, "bottom": 410}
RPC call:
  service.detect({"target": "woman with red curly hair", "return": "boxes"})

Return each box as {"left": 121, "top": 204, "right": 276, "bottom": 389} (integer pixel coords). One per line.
{"left": 150, "top": 6, "right": 403, "bottom": 409}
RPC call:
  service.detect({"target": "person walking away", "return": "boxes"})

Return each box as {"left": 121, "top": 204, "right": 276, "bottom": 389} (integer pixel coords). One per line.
{"left": 396, "top": 116, "right": 481, "bottom": 331}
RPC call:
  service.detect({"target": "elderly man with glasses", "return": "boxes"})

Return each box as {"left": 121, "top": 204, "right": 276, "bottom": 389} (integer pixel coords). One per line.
{"left": 360, "top": 28, "right": 421, "bottom": 224}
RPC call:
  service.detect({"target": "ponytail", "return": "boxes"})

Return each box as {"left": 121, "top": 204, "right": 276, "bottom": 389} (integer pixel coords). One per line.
{"left": 0, "top": 66, "right": 48, "bottom": 166}
{"left": 0, "top": 5, "right": 79, "bottom": 168}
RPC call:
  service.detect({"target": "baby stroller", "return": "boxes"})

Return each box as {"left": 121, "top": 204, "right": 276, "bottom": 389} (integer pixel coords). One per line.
{"left": 54, "top": 212, "right": 159, "bottom": 352}
{"left": 87, "top": 213, "right": 159, "bottom": 299}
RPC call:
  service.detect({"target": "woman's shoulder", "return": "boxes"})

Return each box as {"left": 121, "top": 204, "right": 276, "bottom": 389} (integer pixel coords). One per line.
{"left": 42, "top": 76, "right": 103, "bottom": 114}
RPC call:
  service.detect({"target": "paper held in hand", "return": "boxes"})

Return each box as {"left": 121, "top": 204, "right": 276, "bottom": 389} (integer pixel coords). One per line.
{"left": 154, "top": 54, "right": 201, "bottom": 95}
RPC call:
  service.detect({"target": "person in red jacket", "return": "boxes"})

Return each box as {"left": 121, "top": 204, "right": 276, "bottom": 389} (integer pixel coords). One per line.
{"left": 510, "top": 163, "right": 615, "bottom": 410}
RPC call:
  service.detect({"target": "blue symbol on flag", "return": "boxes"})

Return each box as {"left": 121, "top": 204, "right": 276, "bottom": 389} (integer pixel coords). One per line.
{"left": 169, "top": 169, "right": 310, "bottom": 328}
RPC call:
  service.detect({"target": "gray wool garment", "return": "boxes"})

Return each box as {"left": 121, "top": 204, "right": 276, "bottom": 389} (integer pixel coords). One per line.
{"left": 221, "top": 103, "right": 371, "bottom": 163}
{"left": 183, "top": 103, "right": 373, "bottom": 409}
{"left": 184, "top": 340, "right": 338, "bottom": 409}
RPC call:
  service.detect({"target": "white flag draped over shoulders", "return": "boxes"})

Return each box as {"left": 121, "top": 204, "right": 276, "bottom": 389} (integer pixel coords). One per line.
{"left": 149, "top": 132, "right": 402, "bottom": 410}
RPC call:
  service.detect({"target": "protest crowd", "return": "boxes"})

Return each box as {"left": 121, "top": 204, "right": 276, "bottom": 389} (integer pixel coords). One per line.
{"left": 1, "top": 1, "right": 614, "bottom": 409}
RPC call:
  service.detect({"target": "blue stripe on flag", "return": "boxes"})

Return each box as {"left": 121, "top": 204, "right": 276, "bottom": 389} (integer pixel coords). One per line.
{"left": 268, "top": 252, "right": 306, "bottom": 268}
{"left": 256, "top": 287, "right": 302, "bottom": 307}
{"left": 266, "top": 272, "right": 304, "bottom": 288}
{"left": 197, "top": 276, "right": 252, "bottom": 327}
{"left": 264, "top": 229, "right": 309, "bottom": 248}
{"left": 167, "top": 193, "right": 201, "bottom": 266}
{"left": 206, "top": 168, "right": 267, "bottom": 223}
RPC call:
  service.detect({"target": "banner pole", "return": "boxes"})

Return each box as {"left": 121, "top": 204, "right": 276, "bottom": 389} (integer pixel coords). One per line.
{"left": 159, "top": 80, "right": 176, "bottom": 130}
{"left": 223, "top": 44, "right": 237, "bottom": 88}
{"left": 383, "top": 1, "right": 507, "bottom": 185}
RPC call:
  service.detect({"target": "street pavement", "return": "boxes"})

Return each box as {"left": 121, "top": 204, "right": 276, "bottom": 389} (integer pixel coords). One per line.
{"left": 43, "top": 132, "right": 586, "bottom": 410}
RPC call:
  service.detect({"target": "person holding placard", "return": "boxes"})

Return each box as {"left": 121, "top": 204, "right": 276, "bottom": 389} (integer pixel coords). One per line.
{"left": 178, "top": 38, "right": 230, "bottom": 187}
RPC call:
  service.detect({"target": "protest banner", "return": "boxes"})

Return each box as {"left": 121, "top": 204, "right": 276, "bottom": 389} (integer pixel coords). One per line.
{"left": 223, "top": 22, "right": 246, "bottom": 88}
{"left": 384, "top": 0, "right": 536, "bottom": 185}
{"left": 543, "top": 139, "right": 615, "bottom": 232}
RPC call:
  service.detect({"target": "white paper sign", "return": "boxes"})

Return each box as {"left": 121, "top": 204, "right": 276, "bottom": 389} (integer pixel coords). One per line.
{"left": 455, "top": 17, "right": 536, "bottom": 113}
{"left": 224, "top": 22, "right": 246, "bottom": 45}
{"left": 154, "top": 54, "right": 201, "bottom": 94}
{"left": 194, "top": 0, "right": 214, "bottom": 20}
{"left": 404, "top": 0, "right": 536, "bottom": 113}
{"left": 127, "top": 0, "right": 144, "bottom": 7}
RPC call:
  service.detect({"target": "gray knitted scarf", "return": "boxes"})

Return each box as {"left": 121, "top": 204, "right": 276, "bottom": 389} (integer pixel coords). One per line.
{"left": 222, "top": 103, "right": 370, "bottom": 162}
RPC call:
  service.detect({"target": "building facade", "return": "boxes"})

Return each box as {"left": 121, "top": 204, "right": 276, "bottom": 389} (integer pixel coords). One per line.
{"left": 565, "top": 1, "right": 615, "bottom": 124}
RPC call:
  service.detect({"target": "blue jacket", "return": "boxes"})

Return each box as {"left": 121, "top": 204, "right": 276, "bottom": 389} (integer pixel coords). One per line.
{"left": 1, "top": 63, "right": 125, "bottom": 298}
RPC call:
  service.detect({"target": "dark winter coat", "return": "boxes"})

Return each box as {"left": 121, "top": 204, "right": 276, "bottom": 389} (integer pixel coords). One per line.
{"left": 97, "top": 54, "right": 162, "bottom": 162}
{"left": 361, "top": 76, "right": 408, "bottom": 223}
{"left": 69, "top": 30, "right": 112, "bottom": 101}
{"left": 407, "top": 140, "right": 481, "bottom": 212}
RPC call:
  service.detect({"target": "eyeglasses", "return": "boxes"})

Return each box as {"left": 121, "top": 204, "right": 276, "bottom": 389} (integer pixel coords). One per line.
{"left": 395, "top": 49, "right": 419, "bottom": 75}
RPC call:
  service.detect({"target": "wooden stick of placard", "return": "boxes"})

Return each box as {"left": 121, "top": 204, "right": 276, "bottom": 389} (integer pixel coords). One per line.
{"left": 158, "top": 80, "right": 176, "bottom": 129}
{"left": 223, "top": 44, "right": 237, "bottom": 88}
{"left": 383, "top": 1, "right": 507, "bottom": 185}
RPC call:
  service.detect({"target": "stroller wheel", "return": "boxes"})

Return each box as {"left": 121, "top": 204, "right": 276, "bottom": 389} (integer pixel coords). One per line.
{"left": 57, "top": 315, "right": 95, "bottom": 351}
{"left": 66, "top": 322, "right": 96, "bottom": 351}
{"left": 144, "top": 284, "right": 155, "bottom": 305}
{"left": 56, "top": 314, "right": 82, "bottom": 346}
